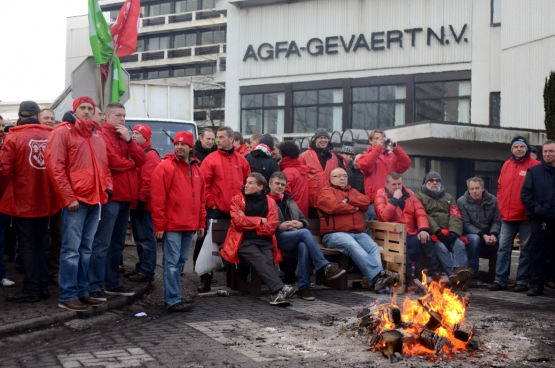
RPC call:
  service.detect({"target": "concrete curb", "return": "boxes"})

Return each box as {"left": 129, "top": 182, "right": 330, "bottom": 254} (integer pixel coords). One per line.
{"left": 0, "top": 281, "right": 152, "bottom": 339}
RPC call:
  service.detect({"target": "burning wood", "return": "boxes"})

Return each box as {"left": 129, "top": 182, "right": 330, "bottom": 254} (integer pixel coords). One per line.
{"left": 380, "top": 329, "right": 403, "bottom": 357}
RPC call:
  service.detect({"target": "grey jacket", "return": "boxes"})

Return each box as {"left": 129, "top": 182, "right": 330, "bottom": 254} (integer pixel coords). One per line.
{"left": 275, "top": 194, "right": 310, "bottom": 235}
{"left": 456, "top": 190, "right": 502, "bottom": 237}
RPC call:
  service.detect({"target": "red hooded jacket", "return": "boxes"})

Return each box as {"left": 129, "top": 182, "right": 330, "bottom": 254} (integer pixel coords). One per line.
{"left": 497, "top": 155, "right": 540, "bottom": 221}
{"left": 136, "top": 141, "right": 161, "bottom": 212}
{"left": 150, "top": 153, "right": 206, "bottom": 232}
{"left": 45, "top": 119, "right": 113, "bottom": 207}
{"left": 236, "top": 143, "right": 249, "bottom": 155}
{"left": 220, "top": 193, "right": 282, "bottom": 265}
{"left": 0, "top": 123, "right": 61, "bottom": 217}
{"left": 100, "top": 123, "right": 146, "bottom": 205}
{"left": 200, "top": 149, "right": 251, "bottom": 214}
{"left": 299, "top": 147, "right": 339, "bottom": 208}
{"left": 317, "top": 184, "right": 370, "bottom": 236}
{"left": 374, "top": 186, "right": 429, "bottom": 236}
{"left": 280, "top": 158, "right": 310, "bottom": 218}
{"left": 358, "top": 145, "right": 411, "bottom": 203}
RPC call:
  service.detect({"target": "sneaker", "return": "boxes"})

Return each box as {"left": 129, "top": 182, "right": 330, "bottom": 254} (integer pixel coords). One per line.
{"left": 1, "top": 278, "right": 15, "bottom": 287}
{"left": 269, "top": 292, "right": 290, "bottom": 306}
{"left": 281, "top": 285, "right": 297, "bottom": 299}
{"left": 489, "top": 282, "right": 507, "bottom": 291}
{"left": 58, "top": 299, "right": 88, "bottom": 312}
{"left": 167, "top": 301, "right": 195, "bottom": 313}
{"left": 513, "top": 284, "right": 528, "bottom": 292}
{"left": 448, "top": 267, "right": 472, "bottom": 284}
{"left": 374, "top": 270, "right": 400, "bottom": 293}
{"left": 104, "top": 286, "right": 135, "bottom": 297}
{"left": 89, "top": 291, "right": 107, "bottom": 301}
{"left": 527, "top": 288, "right": 543, "bottom": 297}
{"left": 324, "top": 264, "right": 346, "bottom": 281}
{"left": 297, "top": 287, "right": 315, "bottom": 301}
{"left": 128, "top": 273, "right": 154, "bottom": 282}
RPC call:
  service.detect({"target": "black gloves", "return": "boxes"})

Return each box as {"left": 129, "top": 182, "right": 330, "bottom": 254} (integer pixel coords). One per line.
{"left": 63, "top": 111, "right": 76, "bottom": 124}
{"left": 447, "top": 232, "right": 459, "bottom": 246}
{"left": 436, "top": 230, "right": 448, "bottom": 244}
{"left": 106, "top": 189, "right": 113, "bottom": 201}
{"left": 133, "top": 200, "right": 146, "bottom": 220}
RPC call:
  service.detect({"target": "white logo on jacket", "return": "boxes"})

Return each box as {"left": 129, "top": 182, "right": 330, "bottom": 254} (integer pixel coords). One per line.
{"left": 28, "top": 139, "right": 47, "bottom": 170}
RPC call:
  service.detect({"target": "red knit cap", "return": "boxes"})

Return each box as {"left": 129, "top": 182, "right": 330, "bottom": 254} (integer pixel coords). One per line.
{"left": 132, "top": 124, "right": 152, "bottom": 141}
{"left": 174, "top": 131, "right": 194, "bottom": 148}
{"left": 72, "top": 96, "right": 96, "bottom": 113}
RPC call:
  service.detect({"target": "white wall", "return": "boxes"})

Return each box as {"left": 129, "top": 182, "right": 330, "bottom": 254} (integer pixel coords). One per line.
{"left": 65, "top": 15, "right": 91, "bottom": 87}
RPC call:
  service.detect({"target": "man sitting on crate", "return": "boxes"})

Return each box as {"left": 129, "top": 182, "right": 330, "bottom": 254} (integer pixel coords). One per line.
{"left": 318, "top": 168, "right": 399, "bottom": 293}
{"left": 375, "top": 172, "right": 443, "bottom": 291}
{"left": 220, "top": 173, "right": 297, "bottom": 306}
{"left": 268, "top": 172, "right": 346, "bottom": 301}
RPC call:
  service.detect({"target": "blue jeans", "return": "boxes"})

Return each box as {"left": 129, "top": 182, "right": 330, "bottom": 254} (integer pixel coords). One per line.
{"left": 494, "top": 220, "right": 531, "bottom": 287}
{"left": 465, "top": 233, "right": 499, "bottom": 277}
{"left": 162, "top": 231, "right": 195, "bottom": 308}
{"left": 59, "top": 203, "right": 100, "bottom": 302}
{"left": 434, "top": 238, "right": 468, "bottom": 276}
{"left": 88, "top": 201, "right": 130, "bottom": 293}
{"left": 365, "top": 203, "right": 377, "bottom": 221}
{"left": 0, "top": 213, "right": 8, "bottom": 280}
{"left": 277, "top": 229, "right": 329, "bottom": 289}
{"left": 130, "top": 211, "right": 157, "bottom": 277}
{"left": 322, "top": 232, "right": 382, "bottom": 282}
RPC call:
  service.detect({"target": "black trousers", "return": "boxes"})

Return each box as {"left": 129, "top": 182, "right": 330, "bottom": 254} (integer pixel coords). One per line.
{"left": 528, "top": 220, "right": 555, "bottom": 291}
{"left": 47, "top": 211, "right": 63, "bottom": 278}
{"left": 13, "top": 217, "right": 49, "bottom": 296}
{"left": 238, "top": 241, "right": 283, "bottom": 294}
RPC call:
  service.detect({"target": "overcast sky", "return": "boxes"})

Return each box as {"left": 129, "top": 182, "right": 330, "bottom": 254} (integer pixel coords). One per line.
{"left": 0, "top": 1, "right": 88, "bottom": 102}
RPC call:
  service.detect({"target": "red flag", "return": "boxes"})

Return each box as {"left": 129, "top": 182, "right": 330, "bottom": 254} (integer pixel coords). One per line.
{"left": 110, "top": 0, "right": 141, "bottom": 58}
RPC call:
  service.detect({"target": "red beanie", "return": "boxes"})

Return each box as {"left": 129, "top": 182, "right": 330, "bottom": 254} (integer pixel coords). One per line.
{"left": 174, "top": 131, "right": 194, "bottom": 148}
{"left": 133, "top": 124, "right": 152, "bottom": 141}
{"left": 72, "top": 96, "right": 96, "bottom": 113}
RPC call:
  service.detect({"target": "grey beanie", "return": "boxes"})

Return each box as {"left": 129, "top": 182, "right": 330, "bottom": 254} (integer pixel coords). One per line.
{"left": 423, "top": 171, "right": 441, "bottom": 184}
{"left": 313, "top": 128, "right": 330, "bottom": 140}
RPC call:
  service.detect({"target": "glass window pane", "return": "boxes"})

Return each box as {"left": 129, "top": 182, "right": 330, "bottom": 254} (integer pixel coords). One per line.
{"left": 429, "top": 160, "right": 457, "bottom": 197}
{"left": 379, "top": 103, "right": 396, "bottom": 128}
{"left": 352, "top": 86, "right": 378, "bottom": 102}
{"left": 175, "top": 1, "right": 186, "bottom": 13}
{"left": 264, "top": 109, "right": 285, "bottom": 134}
{"left": 175, "top": 34, "right": 185, "bottom": 48}
{"left": 130, "top": 71, "right": 143, "bottom": 80}
{"left": 200, "top": 65, "right": 214, "bottom": 74}
{"left": 160, "top": 36, "right": 170, "bottom": 49}
{"left": 319, "top": 89, "right": 342, "bottom": 104}
{"left": 415, "top": 100, "right": 443, "bottom": 121}
{"left": 202, "top": 0, "right": 215, "bottom": 9}
{"left": 293, "top": 90, "right": 317, "bottom": 105}
{"left": 185, "top": 68, "right": 196, "bottom": 76}
{"left": 149, "top": 37, "right": 159, "bottom": 51}
{"left": 136, "top": 39, "right": 144, "bottom": 52}
{"left": 242, "top": 109, "right": 263, "bottom": 135}
{"left": 186, "top": 34, "right": 197, "bottom": 46}
{"left": 394, "top": 103, "right": 405, "bottom": 126}
{"left": 159, "top": 70, "right": 170, "bottom": 78}
{"left": 242, "top": 94, "right": 263, "bottom": 108}
{"left": 352, "top": 103, "right": 378, "bottom": 130}
{"left": 293, "top": 107, "right": 318, "bottom": 133}
{"left": 444, "top": 100, "right": 470, "bottom": 123}
{"left": 160, "top": 3, "right": 171, "bottom": 15}
{"left": 492, "top": 0, "right": 502, "bottom": 25}
{"left": 264, "top": 93, "right": 285, "bottom": 107}
{"left": 444, "top": 81, "right": 471, "bottom": 97}
{"left": 415, "top": 83, "right": 442, "bottom": 99}
{"left": 201, "top": 31, "right": 213, "bottom": 45}
{"left": 403, "top": 157, "right": 427, "bottom": 193}
{"left": 149, "top": 4, "right": 160, "bottom": 16}
{"left": 380, "top": 85, "right": 406, "bottom": 100}
{"left": 213, "top": 31, "right": 225, "bottom": 44}
{"left": 187, "top": 0, "right": 198, "bottom": 11}
{"left": 489, "top": 92, "right": 501, "bottom": 126}
{"left": 147, "top": 71, "right": 158, "bottom": 79}
{"left": 174, "top": 68, "right": 185, "bottom": 77}
{"left": 318, "top": 106, "right": 334, "bottom": 132}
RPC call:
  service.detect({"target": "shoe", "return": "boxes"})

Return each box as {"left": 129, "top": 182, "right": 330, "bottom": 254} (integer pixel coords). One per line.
{"left": 182, "top": 297, "right": 195, "bottom": 304}
{"left": 406, "top": 278, "right": 424, "bottom": 294}
{"left": 374, "top": 270, "right": 400, "bottom": 293}
{"left": 79, "top": 296, "right": 104, "bottom": 307}
{"left": 58, "top": 299, "right": 88, "bottom": 312}
{"left": 197, "top": 281, "right": 211, "bottom": 293}
{"left": 167, "top": 301, "right": 195, "bottom": 313}
{"left": 6, "top": 292, "right": 40, "bottom": 303}
{"left": 49, "top": 276, "right": 58, "bottom": 286}
{"left": 448, "top": 267, "right": 472, "bottom": 285}
{"left": 324, "top": 263, "right": 347, "bottom": 281}
{"left": 527, "top": 288, "right": 544, "bottom": 296}
{"left": 124, "top": 270, "right": 138, "bottom": 278}
{"left": 104, "top": 286, "right": 135, "bottom": 297}
{"left": 119, "top": 265, "right": 125, "bottom": 274}
{"left": 296, "top": 287, "right": 315, "bottom": 301}
{"left": 40, "top": 289, "right": 50, "bottom": 300}
{"left": 89, "top": 291, "right": 108, "bottom": 302}
{"left": 489, "top": 282, "right": 507, "bottom": 291}
{"left": 545, "top": 281, "right": 555, "bottom": 289}
{"left": 1, "top": 278, "right": 15, "bottom": 287}
{"left": 507, "top": 278, "right": 516, "bottom": 287}
{"left": 513, "top": 284, "right": 528, "bottom": 292}
{"left": 128, "top": 273, "right": 154, "bottom": 282}
{"left": 281, "top": 285, "right": 297, "bottom": 299}
{"left": 269, "top": 292, "right": 290, "bottom": 306}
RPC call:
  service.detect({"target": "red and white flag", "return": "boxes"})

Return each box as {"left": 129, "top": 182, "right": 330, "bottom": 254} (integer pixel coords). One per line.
{"left": 110, "top": 0, "right": 141, "bottom": 58}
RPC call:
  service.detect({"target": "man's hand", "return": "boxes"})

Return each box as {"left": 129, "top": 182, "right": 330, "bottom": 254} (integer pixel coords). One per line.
{"left": 417, "top": 230, "right": 430, "bottom": 244}
{"left": 291, "top": 220, "right": 304, "bottom": 230}
{"left": 155, "top": 231, "right": 164, "bottom": 240}
{"left": 390, "top": 140, "right": 398, "bottom": 149}
{"left": 483, "top": 234, "right": 497, "bottom": 245}
{"left": 393, "top": 188, "right": 403, "bottom": 199}
{"left": 67, "top": 201, "right": 79, "bottom": 211}
{"left": 116, "top": 125, "right": 131, "bottom": 142}
{"left": 261, "top": 217, "right": 267, "bottom": 224}
{"left": 237, "top": 210, "right": 245, "bottom": 216}
{"left": 197, "top": 228, "right": 205, "bottom": 238}
{"left": 279, "top": 222, "right": 291, "bottom": 231}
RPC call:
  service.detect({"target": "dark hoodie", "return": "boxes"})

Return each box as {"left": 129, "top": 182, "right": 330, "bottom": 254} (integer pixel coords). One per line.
{"left": 194, "top": 140, "right": 216, "bottom": 164}
{"left": 245, "top": 146, "right": 279, "bottom": 183}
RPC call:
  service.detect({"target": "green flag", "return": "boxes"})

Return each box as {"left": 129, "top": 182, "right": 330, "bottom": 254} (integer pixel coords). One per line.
{"left": 88, "top": 0, "right": 114, "bottom": 64}
{"left": 111, "top": 55, "right": 126, "bottom": 102}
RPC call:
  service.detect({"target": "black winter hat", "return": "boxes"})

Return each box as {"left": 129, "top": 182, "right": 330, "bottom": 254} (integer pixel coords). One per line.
{"left": 423, "top": 171, "right": 441, "bottom": 184}
{"left": 19, "top": 101, "right": 41, "bottom": 117}
{"left": 510, "top": 136, "right": 528, "bottom": 151}
{"left": 313, "top": 128, "right": 330, "bottom": 140}
{"left": 259, "top": 134, "right": 274, "bottom": 151}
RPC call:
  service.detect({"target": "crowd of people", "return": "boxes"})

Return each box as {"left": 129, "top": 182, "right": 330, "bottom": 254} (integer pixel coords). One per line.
{"left": 0, "top": 96, "right": 554, "bottom": 314}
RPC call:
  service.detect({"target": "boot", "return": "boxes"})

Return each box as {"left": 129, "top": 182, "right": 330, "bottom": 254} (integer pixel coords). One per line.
{"left": 448, "top": 267, "right": 471, "bottom": 285}
{"left": 197, "top": 280, "right": 211, "bottom": 293}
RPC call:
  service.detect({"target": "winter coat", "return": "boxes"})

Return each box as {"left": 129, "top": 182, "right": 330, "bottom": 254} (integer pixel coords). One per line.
{"left": 299, "top": 147, "right": 340, "bottom": 208}
{"left": 374, "top": 186, "right": 429, "bottom": 236}
{"left": 150, "top": 154, "right": 206, "bottom": 232}
{"left": 457, "top": 190, "right": 502, "bottom": 237}
{"left": 347, "top": 162, "right": 365, "bottom": 195}
{"left": 0, "top": 123, "right": 61, "bottom": 217}
{"left": 280, "top": 159, "right": 310, "bottom": 218}
{"left": 497, "top": 155, "right": 540, "bottom": 222}
{"left": 100, "top": 123, "right": 146, "bottom": 206}
{"left": 236, "top": 144, "right": 249, "bottom": 155}
{"left": 274, "top": 194, "right": 310, "bottom": 235}
{"left": 245, "top": 148, "right": 280, "bottom": 184}
{"left": 415, "top": 188, "right": 463, "bottom": 236}
{"left": 136, "top": 141, "right": 161, "bottom": 212}
{"left": 200, "top": 148, "right": 251, "bottom": 214}
{"left": 317, "top": 184, "right": 370, "bottom": 236}
{"left": 220, "top": 193, "right": 282, "bottom": 265}
{"left": 45, "top": 119, "right": 113, "bottom": 207}
{"left": 194, "top": 140, "right": 216, "bottom": 164}
{"left": 358, "top": 145, "right": 411, "bottom": 203}
{"left": 521, "top": 162, "right": 555, "bottom": 221}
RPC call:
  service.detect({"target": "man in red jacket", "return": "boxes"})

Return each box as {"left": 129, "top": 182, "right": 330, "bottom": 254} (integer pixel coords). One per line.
{"left": 125, "top": 124, "right": 161, "bottom": 283}
{"left": 358, "top": 130, "right": 411, "bottom": 220}
{"left": 151, "top": 132, "right": 206, "bottom": 312}
{"left": 195, "top": 126, "right": 250, "bottom": 293}
{"left": 0, "top": 101, "right": 61, "bottom": 303}
{"left": 88, "top": 103, "right": 146, "bottom": 300}
{"left": 279, "top": 141, "right": 310, "bottom": 218}
{"left": 490, "top": 136, "right": 540, "bottom": 291}
{"left": 318, "top": 168, "right": 399, "bottom": 293}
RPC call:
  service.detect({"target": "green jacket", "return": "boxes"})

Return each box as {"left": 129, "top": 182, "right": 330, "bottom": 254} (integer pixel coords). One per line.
{"left": 415, "top": 189, "right": 463, "bottom": 236}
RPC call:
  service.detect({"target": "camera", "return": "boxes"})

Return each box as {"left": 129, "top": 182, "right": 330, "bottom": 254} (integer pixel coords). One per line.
{"left": 383, "top": 137, "right": 391, "bottom": 146}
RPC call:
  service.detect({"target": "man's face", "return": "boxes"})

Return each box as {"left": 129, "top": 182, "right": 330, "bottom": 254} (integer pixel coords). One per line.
{"left": 269, "top": 178, "right": 286, "bottom": 195}
{"left": 341, "top": 153, "right": 354, "bottom": 165}
{"left": 244, "top": 177, "right": 263, "bottom": 195}
{"left": 106, "top": 108, "right": 126, "bottom": 127}
{"left": 251, "top": 139, "right": 259, "bottom": 147}
{"left": 386, "top": 177, "right": 403, "bottom": 194}
{"left": 271, "top": 146, "right": 281, "bottom": 160}
{"left": 38, "top": 110, "right": 55, "bottom": 127}
{"left": 74, "top": 102, "right": 94, "bottom": 120}
{"left": 543, "top": 143, "right": 555, "bottom": 165}
{"left": 132, "top": 130, "right": 146, "bottom": 145}
{"left": 315, "top": 135, "right": 329, "bottom": 149}
{"left": 512, "top": 142, "right": 527, "bottom": 159}
{"left": 0, "top": 119, "right": 4, "bottom": 137}
{"left": 330, "top": 169, "right": 348, "bottom": 189}
{"left": 93, "top": 108, "right": 104, "bottom": 125}
{"left": 426, "top": 177, "right": 441, "bottom": 192}
{"left": 370, "top": 132, "right": 384, "bottom": 148}
{"left": 174, "top": 142, "right": 191, "bottom": 160}
{"left": 232, "top": 139, "right": 241, "bottom": 149}
{"left": 200, "top": 131, "right": 215, "bottom": 149}
{"left": 468, "top": 181, "right": 484, "bottom": 202}
{"left": 217, "top": 131, "right": 233, "bottom": 150}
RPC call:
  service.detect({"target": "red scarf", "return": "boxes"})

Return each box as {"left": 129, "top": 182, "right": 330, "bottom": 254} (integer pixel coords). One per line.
{"left": 268, "top": 193, "right": 284, "bottom": 202}
{"left": 280, "top": 157, "right": 301, "bottom": 171}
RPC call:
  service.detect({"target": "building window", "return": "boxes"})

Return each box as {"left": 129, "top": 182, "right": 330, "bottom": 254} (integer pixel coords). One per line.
{"left": 149, "top": 3, "right": 171, "bottom": 16}
{"left": 176, "top": 0, "right": 198, "bottom": 12}
{"left": 241, "top": 93, "right": 285, "bottom": 135}
{"left": 146, "top": 69, "right": 170, "bottom": 79}
{"left": 489, "top": 92, "right": 501, "bottom": 126}
{"left": 351, "top": 85, "right": 406, "bottom": 130}
{"left": 130, "top": 71, "right": 143, "bottom": 81}
{"left": 201, "top": 0, "right": 215, "bottom": 9}
{"left": 415, "top": 81, "right": 471, "bottom": 123}
{"left": 136, "top": 39, "right": 145, "bottom": 52}
{"left": 491, "top": 0, "right": 502, "bottom": 26}
{"left": 195, "top": 90, "right": 225, "bottom": 109}
{"left": 148, "top": 36, "right": 170, "bottom": 51}
{"left": 293, "top": 89, "right": 342, "bottom": 133}
{"left": 199, "top": 64, "right": 216, "bottom": 74}
{"left": 174, "top": 33, "right": 197, "bottom": 48}
{"left": 200, "top": 30, "right": 226, "bottom": 45}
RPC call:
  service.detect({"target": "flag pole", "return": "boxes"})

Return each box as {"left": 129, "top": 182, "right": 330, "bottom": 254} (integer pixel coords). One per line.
{"left": 98, "top": 65, "right": 105, "bottom": 113}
